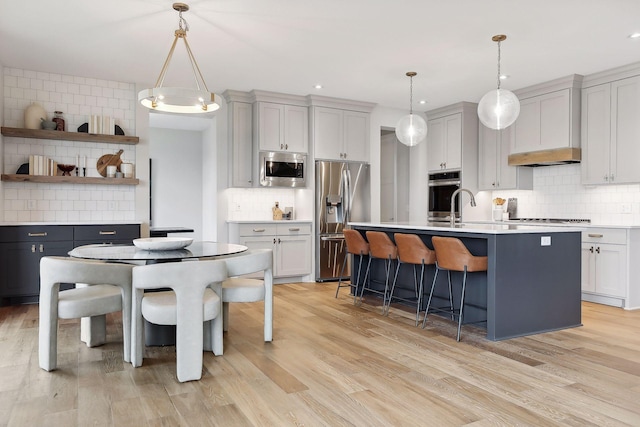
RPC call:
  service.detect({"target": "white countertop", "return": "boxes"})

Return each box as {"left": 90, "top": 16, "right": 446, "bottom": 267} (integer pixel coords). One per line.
{"left": 227, "top": 219, "right": 312, "bottom": 224}
{"left": 467, "top": 220, "right": 640, "bottom": 229}
{"left": 349, "top": 221, "right": 584, "bottom": 235}
{"left": 0, "top": 221, "right": 142, "bottom": 226}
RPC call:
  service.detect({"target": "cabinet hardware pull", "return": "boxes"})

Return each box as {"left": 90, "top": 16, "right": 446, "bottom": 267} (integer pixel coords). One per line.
{"left": 596, "top": 247, "right": 600, "bottom": 254}
{"left": 28, "top": 232, "right": 47, "bottom": 237}
{"left": 278, "top": 238, "right": 281, "bottom": 244}
{"left": 289, "top": 228, "right": 300, "bottom": 231}
{"left": 610, "top": 174, "right": 615, "bottom": 181}
{"left": 31, "top": 245, "right": 36, "bottom": 253}
{"left": 253, "top": 228, "right": 266, "bottom": 232}
{"left": 99, "top": 231, "right": 116, "bottom": 235}
{"left": 273, "top": 238, "right": 277, "bottom": 244}
{"left": 589, "top": 246, "right": 594, "bottom": 253}
{"left": 588, "top": 233, "right": 603, "bottom": 238}
{"left": 39, "top": 244, "right": 44, "bottom": 253}
{"left": 285, "top": 144, "right": 288, "bottom": 150}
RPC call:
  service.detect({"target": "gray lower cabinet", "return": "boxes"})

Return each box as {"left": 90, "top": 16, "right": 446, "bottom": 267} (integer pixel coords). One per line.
{"left": 0, "top": 224, "right": 139, "bottom": 305}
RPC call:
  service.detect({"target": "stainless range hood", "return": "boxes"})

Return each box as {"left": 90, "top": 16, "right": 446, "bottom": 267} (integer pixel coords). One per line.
{"left": 508, "top": 148, "right": 581, "bottom": 167}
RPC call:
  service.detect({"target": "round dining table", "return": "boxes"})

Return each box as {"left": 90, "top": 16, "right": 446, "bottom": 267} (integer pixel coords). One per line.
{"left": 69, "top": 241, "right": 248, "bottom": 346}
{"left": 69, "top": 241, "right": 248, "bottom": 264}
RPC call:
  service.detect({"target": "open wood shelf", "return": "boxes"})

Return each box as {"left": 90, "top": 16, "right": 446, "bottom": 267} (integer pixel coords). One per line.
{"left": 1, "top": 174, "right": 139, "bottom": 185}
{"left": 1, "top": 127, "right": 139, "bottom": 145}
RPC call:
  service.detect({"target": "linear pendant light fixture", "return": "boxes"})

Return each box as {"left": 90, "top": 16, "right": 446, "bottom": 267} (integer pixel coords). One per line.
{"left": 477, "top": 35, "right": 520, "bottom": 130}
{"left": 395, "top": 72, "right": 427, "bottom": 146}
{"left": 138, "top": 3, "right": 219, "bottom": 114}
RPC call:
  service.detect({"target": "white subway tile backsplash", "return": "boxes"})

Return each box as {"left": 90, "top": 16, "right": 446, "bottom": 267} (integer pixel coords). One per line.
{"left": 226, "top": 188, "right": 297, "bottom": 221}
{"left": 493, "top": 163, "right": 640, "bottom": 225}
{"left": 3, "top": 67, "right": 137, "bottom": 222}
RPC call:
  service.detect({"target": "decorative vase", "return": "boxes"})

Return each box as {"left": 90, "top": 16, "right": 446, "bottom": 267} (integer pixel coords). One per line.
{"left": 24, "top": 103, "right": 47, "bottom": 130}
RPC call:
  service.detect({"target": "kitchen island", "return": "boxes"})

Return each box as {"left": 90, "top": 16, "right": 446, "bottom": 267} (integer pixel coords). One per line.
{"left": 349, "top": 221, "right": 582, "bottom": 340}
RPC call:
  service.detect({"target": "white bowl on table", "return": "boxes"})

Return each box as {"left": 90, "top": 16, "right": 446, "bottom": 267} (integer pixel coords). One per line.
{"left": 133, "top": 237, "right": 193, "bottom": 251}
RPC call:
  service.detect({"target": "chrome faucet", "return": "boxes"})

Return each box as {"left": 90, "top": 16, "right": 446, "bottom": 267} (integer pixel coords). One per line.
{"left": 450, "top": 188, "right": 476, "bottom": 227}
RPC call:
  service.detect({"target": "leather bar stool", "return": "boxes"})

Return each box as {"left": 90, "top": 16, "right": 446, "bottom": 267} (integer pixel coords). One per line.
{"left": 386, "top": 233, "right": 437, "bottom": 326}
{"left": 360, "top": 231, "right": 398, "bottom": 313}
{"left": 423, "top": 236, "right": 488, "bottom": 341}
{"left": 335, "top": 229, "right": 370, "bottom": 304}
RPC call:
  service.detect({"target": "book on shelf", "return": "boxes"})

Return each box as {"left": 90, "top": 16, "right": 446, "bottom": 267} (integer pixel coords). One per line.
{"left": 27, "top": 155, "right": 58, "bottom": 176}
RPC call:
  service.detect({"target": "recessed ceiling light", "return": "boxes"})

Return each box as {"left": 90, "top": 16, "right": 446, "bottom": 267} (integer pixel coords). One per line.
{"left": 314, "top": 84, "right": 323, "bottom": 89}
{"left": 499, "top": 74, "right": 509, "bottom": 80}
{"left": 629, "top": 33, "right": 640, "bottom": 39}
{"left": 419, "top": 100, "right": 427, "bottom": 104}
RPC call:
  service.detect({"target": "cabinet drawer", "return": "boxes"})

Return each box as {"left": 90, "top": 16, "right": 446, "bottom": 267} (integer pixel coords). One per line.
{"left": 582, "top": 228, "right": 627, "bottom": 245}
{"left": 276, "top": 223, "right": 311, "bottom": 236}
{"left": 0, "top": 225, "right": 73, "bottom": 243}
{"left": 74, "top": 224, "right": 140, "bottom": 242}
{"left": 238, "top": 223, "right": 278, "bottom": 237}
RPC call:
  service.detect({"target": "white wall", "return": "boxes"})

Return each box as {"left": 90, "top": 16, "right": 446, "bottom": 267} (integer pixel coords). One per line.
{"left": 370, "top": 106, "right": 428, "bottom": 223}
{"left": 149, "top": 127, "right": 203, "bottom": 239}
{"left": 2, "top": 67, "right": 137, "bottom": 222}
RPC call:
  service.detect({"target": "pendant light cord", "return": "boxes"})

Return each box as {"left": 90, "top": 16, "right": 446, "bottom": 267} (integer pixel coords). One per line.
{"left": 496, "top": 40, "right": 502, "bottom": 90}
{"left": 409, "top": 74, "right": 414, "bottom": 115}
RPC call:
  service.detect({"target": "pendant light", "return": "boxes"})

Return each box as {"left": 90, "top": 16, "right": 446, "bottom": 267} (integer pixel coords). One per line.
{"left": 138, "top": 3, "right": 219, "bottom": 114}
{"left": 395, "top": 72, "right": 427, "bottom": 146}
{"left": 477, "top": 35, "right": 520, "bottom": 130}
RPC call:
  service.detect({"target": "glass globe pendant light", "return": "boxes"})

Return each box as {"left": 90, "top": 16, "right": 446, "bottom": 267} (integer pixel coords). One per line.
{"left": 477, "top": 35, "right": 520, "bottom": 130}
{"left": 395, "top": 72, "right": 427, "bottom": 146}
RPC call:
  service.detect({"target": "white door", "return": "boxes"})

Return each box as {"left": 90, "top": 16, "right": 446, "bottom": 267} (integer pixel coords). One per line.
{"left": 581, "top": 84, "right": 611, "bottom": 185}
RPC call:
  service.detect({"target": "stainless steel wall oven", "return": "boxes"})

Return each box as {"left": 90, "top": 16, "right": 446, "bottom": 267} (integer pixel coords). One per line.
{"left": 428, "top": 170, "right": 461, "bottom": 222}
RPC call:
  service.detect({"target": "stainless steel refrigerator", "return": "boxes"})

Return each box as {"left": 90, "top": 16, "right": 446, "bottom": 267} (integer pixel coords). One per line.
{"left": 315, "top": 160, "right": 370, "bottom": 281}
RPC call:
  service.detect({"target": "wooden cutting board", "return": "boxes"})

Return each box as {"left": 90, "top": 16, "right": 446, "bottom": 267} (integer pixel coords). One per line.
{"left": 96, "top": 149, "right": 124, "bottom": 177}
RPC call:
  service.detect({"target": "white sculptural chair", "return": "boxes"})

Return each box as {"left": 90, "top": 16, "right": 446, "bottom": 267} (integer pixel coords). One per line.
{"left": 222, "top": 249, "right": 274, "bottom": 342}
{"left": 39, "top": 256, "right": 134, "bottom": 371}
{"left": 131, "top": 259, "right": 227, "bottom": 383}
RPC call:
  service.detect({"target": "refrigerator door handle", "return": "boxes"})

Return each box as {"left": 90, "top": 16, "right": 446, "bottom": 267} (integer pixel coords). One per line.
{"left": 342, "top": 168, "right": 351, "bottom": 228}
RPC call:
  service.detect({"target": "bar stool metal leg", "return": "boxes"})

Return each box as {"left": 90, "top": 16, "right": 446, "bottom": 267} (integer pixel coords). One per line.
{"left": 456, "top": 266, "right": 468, "bottom": 342}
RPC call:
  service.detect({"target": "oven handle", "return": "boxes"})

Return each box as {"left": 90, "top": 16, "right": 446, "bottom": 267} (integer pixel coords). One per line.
{"left": 428, "top": 180, "right": 461, "bottom": 187}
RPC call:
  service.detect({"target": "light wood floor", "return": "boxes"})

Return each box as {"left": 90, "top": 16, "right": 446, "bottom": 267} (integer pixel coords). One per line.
{"left": 1, "top": 282, "right": 640, "bottom": 426}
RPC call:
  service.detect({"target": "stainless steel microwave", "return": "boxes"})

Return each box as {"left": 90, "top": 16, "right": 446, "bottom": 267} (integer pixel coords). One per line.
{"left": 259, "top": 151, "right": 307, "bottom": 187}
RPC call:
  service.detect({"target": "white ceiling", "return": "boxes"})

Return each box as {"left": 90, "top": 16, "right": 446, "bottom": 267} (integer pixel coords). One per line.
{"left": 2, "top": 0, "right": 640, "bottom": 115}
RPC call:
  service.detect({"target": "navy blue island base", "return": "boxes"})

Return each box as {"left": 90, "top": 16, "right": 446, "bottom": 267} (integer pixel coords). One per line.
{"left": 350, "top": 222, "right": 582, "bottom": 341}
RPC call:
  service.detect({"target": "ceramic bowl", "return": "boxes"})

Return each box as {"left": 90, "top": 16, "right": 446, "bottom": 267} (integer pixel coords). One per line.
{"left": 41, "top": 120, "right": 57, "bottom": 130}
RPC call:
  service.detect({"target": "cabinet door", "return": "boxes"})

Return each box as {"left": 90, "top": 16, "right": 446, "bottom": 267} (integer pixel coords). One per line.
{"left": 0, "top": 241, "right": 73, "bottom": 298}
{"left": 427, "top": 117, "right": 445, "bottom": 171}
{"left": 478, "top": 125, "right": 498, "bottom": 190}
{"left": 343, "top": 110, "right": 369, "bottom": 162}
{"left": 257, "top": 102, "right": 284, "bottom": 152}
{"left": 276, "top": 235, "right": 311, "bottom": 277}
{"left": 230, "top": 102, "right": 254, "bottom": 187}
{"left": 284, "top": 105, "right": 308, "bottom": 153}
{"left": 595, "top": 244, "right": 627, "bottom": 298}
{"left": 238, "top": 236, "right": 275, "bottom": 279}
{"left": 581, "top": 84, "right": 611, "bottom": 185}
{"left": 611, "top": 76, "right": 640, "bottom": 184}
{"left": 313, "top": 107, "right": 344, "bottom": 160}
{"left": 443, "top": 113, "right": 462, "bottom": 170}
{"left": 581, "top": 243, "right": 596, "bottom": 293}
{"left": 511, "top": 97, "right": 540, "bottom": 154}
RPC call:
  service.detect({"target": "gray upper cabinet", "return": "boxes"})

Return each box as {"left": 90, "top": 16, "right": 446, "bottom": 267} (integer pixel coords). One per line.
{"left": 582, "top": 75, "right": 640, "bottom": 185}
{"left": 255, "top": 102, "right": 308, "bottom": 153}
{"left": 223, "top": 90, "right": 254, "bottom": 188}
{"left": 478, "top": 125, "right": 532, "bottom": 191}
{"left": 308, "top": 96, "right": 375, "bottom": 163}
